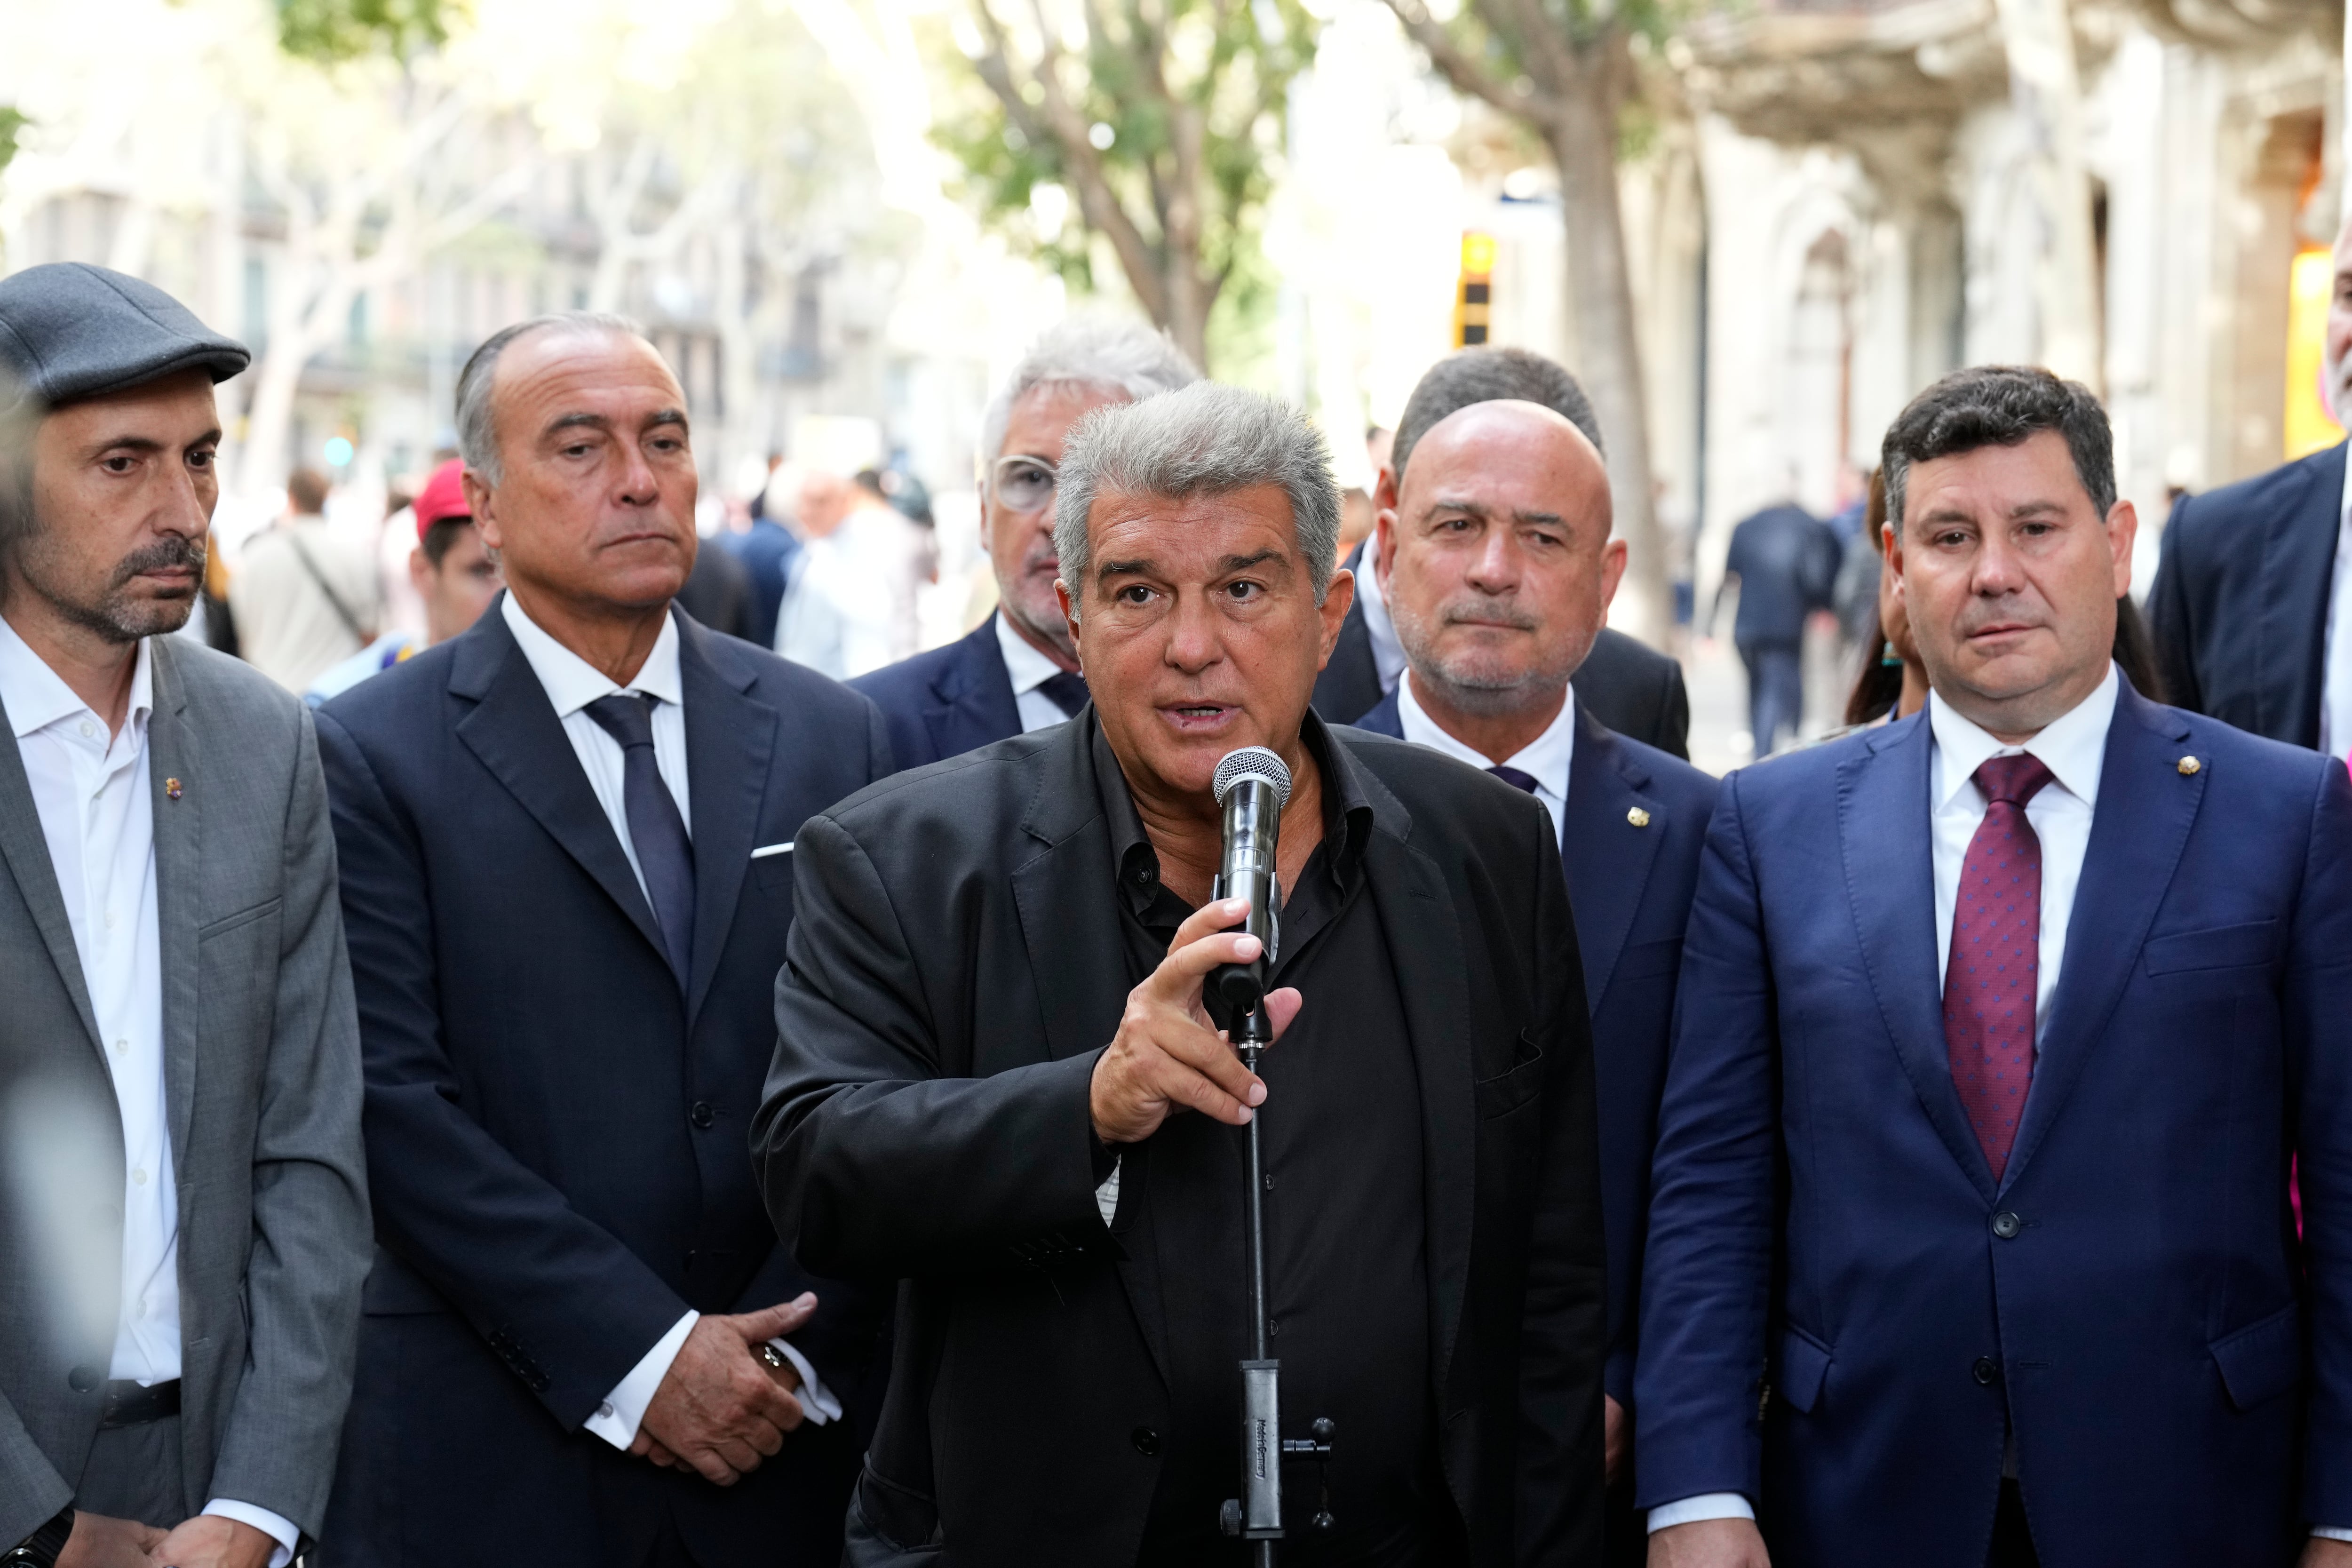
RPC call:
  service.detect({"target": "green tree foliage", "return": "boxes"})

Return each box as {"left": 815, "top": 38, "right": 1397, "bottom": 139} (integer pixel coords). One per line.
{"left": 934, "top": 0, "right": 1317, "bottom": 370}
{"left": 0, "top": 107, "right": 26, "bottom": 181}
{"left": 274, "top": 0, "right": 457, "bottom": 62}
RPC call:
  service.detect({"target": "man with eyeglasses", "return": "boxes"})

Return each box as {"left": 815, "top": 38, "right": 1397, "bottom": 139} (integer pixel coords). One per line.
{"left": 850, "top": 318, "right": 1197, "bottom": 770}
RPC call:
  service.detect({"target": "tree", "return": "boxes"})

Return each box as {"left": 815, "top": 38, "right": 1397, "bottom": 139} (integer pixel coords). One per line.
{"left": 1379, "top": 0, "right": 1674, "bottom": 641}
{"left": 274, "top": 0, "right": 455, "bottom": 62}
{"left": 936, "top": 0, "right": 1317, "bottom": 370}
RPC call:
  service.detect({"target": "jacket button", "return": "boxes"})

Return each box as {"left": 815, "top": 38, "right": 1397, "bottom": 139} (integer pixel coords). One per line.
{"left": 1991, "top": 1211, "right": 2022, "bottom": 1240}
{"left": 1972, "top": 1356, "right": 1999, "bottom": 1386}
{"left": 1131, "top": 1426, "right": 1162, "bottom": 1456}
{"left": 68, "top": 1365, "right": 100, "bottom": 1393}
{"left": 690, "top": 1102, "right": 715, "bottom": 1130}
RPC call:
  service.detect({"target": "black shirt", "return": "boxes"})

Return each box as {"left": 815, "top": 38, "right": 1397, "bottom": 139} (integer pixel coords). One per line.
{"left": 1092, "top": 718, "right": 1458, "bottom": 1567}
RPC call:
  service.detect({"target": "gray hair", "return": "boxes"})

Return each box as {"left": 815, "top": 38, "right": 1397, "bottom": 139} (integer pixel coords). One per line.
{"left": 1054, "top": 381, "right": 1340, "bottom": 617}
{"left": 1393, "top": 346, "right": 1605, "bottom": 485}
{"left": 979, "top": 315, "right": 1200, "bottom": 468}
{"left": 455, "top": 311, "right": 647, "bottom": 485}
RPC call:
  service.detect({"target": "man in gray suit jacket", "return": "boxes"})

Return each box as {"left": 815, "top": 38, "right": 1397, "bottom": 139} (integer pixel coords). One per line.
{"left": 0, "top": 264, "right": 370, "bottom": 1568}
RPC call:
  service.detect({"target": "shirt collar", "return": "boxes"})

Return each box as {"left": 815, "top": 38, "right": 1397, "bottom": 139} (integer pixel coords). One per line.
{"left": 1395, "top": 671, "right": 1576, "bottom": 802}
{"left": 0, "top": 613, "right": 153, "bottom": 742}
{"left": 501, "top": 590, "right": 684, "bottom": 719}
{"left": 1927, "top": 662, "right": 2118, "bottom": 812}
{"left": 992, "top": 610, "right": 1065, "bottom": 698}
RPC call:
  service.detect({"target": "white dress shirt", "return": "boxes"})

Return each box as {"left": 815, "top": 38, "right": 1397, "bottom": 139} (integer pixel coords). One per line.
{"left": 1394, "top": 673, "right": 1575, "bottom": 849}
{"left": 2318, "top": 456, "right": 2352, "bottom": 762}
{"left": 1354, "top": 543, "right": 1409, "bottom": 694}
{"left": 994, "top": 611, "right": 1078, "bottom": 733}
{"left": 0, "top": 617, "right": 297, "bottom": 1563}
{"left": 500, "top": 594, "right": 839, "bottom": 1447}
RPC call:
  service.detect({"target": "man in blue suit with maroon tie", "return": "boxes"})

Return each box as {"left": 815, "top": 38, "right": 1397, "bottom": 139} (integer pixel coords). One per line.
{"left": 1638, "top": 366, "right": 2352, "bottom": 1568}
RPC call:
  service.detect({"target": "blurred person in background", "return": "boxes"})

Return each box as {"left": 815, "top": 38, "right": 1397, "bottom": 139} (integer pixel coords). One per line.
{"left": 306, "top": 458, "right": 501, "bottom": 704}
{"left": 675, "top": 523, "right": 760, "bottom": 645}
{"left": 718, "top": 454, "right": 800, "bottom": 648}
{"left": 0, "top": 263, "right": 370, "bottom": 1568}
{"left": 315, "top": 311, "right": 891, "bottom": 1568}
{"left": 1316, "top": 347, "right": 1693, "bottom": 758}
{"left": 2149, "top": 206, "right": 2352, "bottom": 761}
{"left": 772, "top": 466, "right": 885, "bottom": 678}
{"left": 228, "top": 466, "right": 382, "bottom": 693}
{"left": 1347, "top": 387, "right": 1716, "bottom": 1563}
{"left": 1337, "top": 486, "right": 1376, "bottom": 556}
{"left": 851, "top": 315, "right": 1197, "bottom": 768}
{"left": 1709, "top": 495, "right": 1841, "bottom": 756}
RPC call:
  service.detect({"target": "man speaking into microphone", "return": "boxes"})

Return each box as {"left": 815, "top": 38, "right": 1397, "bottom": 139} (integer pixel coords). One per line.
{"left": 755, "top": 381, "right": 1606, "bottom": 1567}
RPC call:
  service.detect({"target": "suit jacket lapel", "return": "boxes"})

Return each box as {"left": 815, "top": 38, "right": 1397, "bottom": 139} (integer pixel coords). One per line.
{"left": 924, "top": 618, "right": 1022, "bottom": 760}
{"left": 2257, "top": 442, "right": 2341, "bottom": 748}
{"left": 1839, "top": 713, "right": 1998, "bottom": 1200}
{"left": 450, "top": 607, "right": 670, "bottom": 968}
{"left": 2004, "top": 684, "right": 2201, "bottom": 1191}
{"left": 0, "top": 682, "right": 104, "bottom": 1064}
{"left": 1561, "top": 706, "right": 1662, "bottom": 1015}
{"left": 1007, "top": 719, "right": 1173, "bottom": 1379}
{"left": 677, "top": 614, "right": 772, "bottom": 1027}
{"left": 1361, "top": 800, "right": 1478, "bottom": 1409}
{"left": 147, "top": 643, "right": 201, "bottom": 1155}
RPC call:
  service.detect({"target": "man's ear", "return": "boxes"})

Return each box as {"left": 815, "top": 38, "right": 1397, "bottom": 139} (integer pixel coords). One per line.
{"left": 1056, "top": 577, "right": 1081, "bottom": 660}
{"left": 1598, "top": 536, "right": 1628, "bottom": 613}
{"left": 1882, "top": 519, "right": 1905, "bottom": 602}
{"left": 462, "top": 470, "right": 499, "bottom": 553}
{"left": 1317, "top": 567, "right": 1357, "bottom": 667}
{"left": 2105, "top": 498, "right": 2139, "bottom": 600}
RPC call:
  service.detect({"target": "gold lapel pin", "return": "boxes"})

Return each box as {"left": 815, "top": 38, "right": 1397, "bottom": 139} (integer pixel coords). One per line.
{"left": 1627, "top": 806, "right": 1652, "bottom": 828}
{"left": 164, "top": 777, "right": 183, "bottom": 799}
{"left": 2177, "top": 756, "right": 2201, "bottom": 776}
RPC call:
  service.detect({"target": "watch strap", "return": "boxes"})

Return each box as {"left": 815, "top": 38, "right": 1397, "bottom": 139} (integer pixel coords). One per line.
{"left": 5, "top": 1507, "right": 73, "bottom": 1568}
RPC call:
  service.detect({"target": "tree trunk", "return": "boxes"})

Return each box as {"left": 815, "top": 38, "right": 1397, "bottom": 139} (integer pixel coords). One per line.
{"left": 1547, "top": 67, "right": 1673, "bottom": 645}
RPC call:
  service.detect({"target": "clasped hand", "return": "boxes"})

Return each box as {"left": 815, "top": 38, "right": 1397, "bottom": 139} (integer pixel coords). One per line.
{"left": 630, "top": 1295, "right": 818, "bottom": 1485}
{"left": 1089, "top": 896, "right": 1304, "bottom": 1145}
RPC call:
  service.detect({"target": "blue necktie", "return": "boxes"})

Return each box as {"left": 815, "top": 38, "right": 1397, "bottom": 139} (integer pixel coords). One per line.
{"left": 1037, "top": 671, "right": 1090, "bottom": 719}
{"left": 584, "top": 693, "right": 695, "bottom": 989}
{"left": 1488, "top": 764, "right": 1541, "bottom": 795}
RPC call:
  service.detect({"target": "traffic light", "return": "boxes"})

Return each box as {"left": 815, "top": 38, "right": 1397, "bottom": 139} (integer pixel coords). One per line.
{"left": 1454, "top": 231, "right": 1495, "bottom": 347}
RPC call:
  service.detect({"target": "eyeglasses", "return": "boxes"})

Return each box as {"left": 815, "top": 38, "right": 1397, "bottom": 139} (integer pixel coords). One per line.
{"left": 990, "top": 455, "right": 1057, "bottom": 513}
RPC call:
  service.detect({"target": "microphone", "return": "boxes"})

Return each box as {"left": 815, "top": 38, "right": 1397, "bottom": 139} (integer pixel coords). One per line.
{"left": 1206, "top": 746, "right": 1292, "bottom": 1032}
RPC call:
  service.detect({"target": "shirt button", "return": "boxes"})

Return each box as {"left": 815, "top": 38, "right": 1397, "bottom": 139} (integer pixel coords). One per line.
{"left": 131, "top": 1167, "right": 148, "bottom": 1186}
{"left": 1991, "top": 1211, "right": 2023, "bottom": 1240}
{"left": 113, "top": 1038, "right": 129, "bottom": 1055}
{"left": 103, "top": 911, "right": 116, "bottom": 930}
{"left": 78, "top": 720, "right": 95, "bottom": 739}
{"left": 690, "top": 1102, "right": 715, "bottom": 1130}
{"left": 1972, "top": 1356, "right": 1999, "bottom": 1386}
{"left": 1131, "top": 1425, "right": 1162, "bottom": 1456}
{"left": 598, "top": 1401, "right": 616, "bottom": 1419}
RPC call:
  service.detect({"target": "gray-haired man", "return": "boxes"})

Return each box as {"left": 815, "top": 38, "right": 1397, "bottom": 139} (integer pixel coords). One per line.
{"left": 0, "top": 265, "right": 370, "bottom": 1568}
{"left": 756, "top": 380, "right": 1607, "bottom": 1564}
{"left": 850, "top": 315, "right": 1196, "bottom": 769}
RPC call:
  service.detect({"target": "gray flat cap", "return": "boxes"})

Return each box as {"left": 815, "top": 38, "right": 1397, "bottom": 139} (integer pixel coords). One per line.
{"left": 0, "top": 262, "right": 249, "bottom": 411}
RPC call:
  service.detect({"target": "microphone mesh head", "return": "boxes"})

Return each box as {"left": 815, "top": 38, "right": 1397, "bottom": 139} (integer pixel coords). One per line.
{"left": 1213, "top": 746, "right": 1293, "bottom": 808}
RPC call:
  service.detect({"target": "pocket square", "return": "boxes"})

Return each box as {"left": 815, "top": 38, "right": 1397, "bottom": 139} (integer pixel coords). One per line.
{"left": 751, "top": 842, "right": 794, "bottom": 860}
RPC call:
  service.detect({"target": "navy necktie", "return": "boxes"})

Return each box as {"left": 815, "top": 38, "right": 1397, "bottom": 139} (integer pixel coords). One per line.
{"left": 584, "top": 693, "right": 695, "bottom": 989}
{"left": 1488, "top": 764, "right": 1541, "bottom": 795}
{"left": 1037, "top": 671, "right": 1090, "bottom": 720}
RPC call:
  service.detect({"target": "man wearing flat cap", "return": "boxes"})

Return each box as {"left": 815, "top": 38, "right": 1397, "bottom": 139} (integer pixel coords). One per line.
{"left": 0, "top": 263, "right": 370, "bottom": 1568}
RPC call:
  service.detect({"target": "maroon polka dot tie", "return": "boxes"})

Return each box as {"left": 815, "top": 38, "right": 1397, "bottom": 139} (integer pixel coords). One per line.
{"left": 1945, "top": 754, "right": 2055, "bottom": 1182}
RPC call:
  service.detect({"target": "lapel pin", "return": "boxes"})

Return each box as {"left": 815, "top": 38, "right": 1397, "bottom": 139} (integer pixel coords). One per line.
{"left": 2177, "top": 756, "right": 2201, "bottom": 776}
{"left": 1627, "top": 806, "right": 1651, "bottom": 828}
{"left": 164, "top": 777, "right": 183, "bottom": 799}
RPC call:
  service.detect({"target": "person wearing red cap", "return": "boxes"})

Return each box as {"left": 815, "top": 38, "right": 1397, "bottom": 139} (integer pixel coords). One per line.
{"left": 305, "top": 459, "right": 501, "bottom": 704}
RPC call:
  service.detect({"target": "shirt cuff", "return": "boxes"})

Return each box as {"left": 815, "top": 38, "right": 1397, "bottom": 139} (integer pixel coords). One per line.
{"left": 765, "top": 1337, "right": 842, "bottom": 1426}
{"left": 1647, "top": 1493, "right": 1756, "bottom": 1533}
{"left": 1095, "top": 1157, "right": 1122, "bottom": 1228}
{"left": 583, "top": 1309, "right": 699, "bottom": 1449}
{"left": 201, "top": 1500, "right": 299, "bottom": 1568}
{"left": 2315, "top": 1527, "right": 2352, "bottom": 1542}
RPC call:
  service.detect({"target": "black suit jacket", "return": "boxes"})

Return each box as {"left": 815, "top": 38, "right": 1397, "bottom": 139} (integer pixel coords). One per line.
{"left": 2148, "top": 441, "right": 2344, "bottom": 749}
{"left": 313, "top": 601, "right": 893, "bottom": 1568}
{"left": 1351, "top": 693, "right": 1716, "bottom": 1412}
{"left": 753, "top": 716, "right": 1607, "bottom": 1567}
{"left": 1313, "top": 546, "right": 1692, "bottom": 758}
{"left": 849, "top": 613, "right": 1023, "bottom": 769}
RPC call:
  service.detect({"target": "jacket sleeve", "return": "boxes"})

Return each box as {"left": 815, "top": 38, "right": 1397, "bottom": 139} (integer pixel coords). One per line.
{"left": 753, "top": 811, "right": 1107, "bottom": 1280}
{"left": 1632, "top": 770, "right": 1780, "bottom": 1511}
{"left": 2146, "top": 493, "right": 2205, "bottom": 717}
{"left": 204, "top": 707, "right": 372, "bottom": 1540}
{"left": 1514, "top": 804, "right": 1609, "bottom": 1564}
{"left": 2292, "top": 759, "right": 2352, "bottom": 1522}
{"left": 1655, "top": 659, "right": 1692, "bottom": 763}
{"left": 312, "top": 709, "right": 688, "bottom": 1429}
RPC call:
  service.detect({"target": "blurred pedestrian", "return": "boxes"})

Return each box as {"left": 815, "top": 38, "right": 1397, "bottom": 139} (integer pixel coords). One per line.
{"left": 772, "top": 467, "right": 888, "bottom": 678}
{"left": 1712, "top": 498, "right": 1841, "bottom": 755}
{"left": 1638, "top": 367, "right": 2352, "bottom": 1568}
{"left": 315, "top": 312, "right": 893, "bottom": 1566}
{"left": 850, "top": 315, "right": 1196, "bottom": 768}
{"left": 1316, "top": 347, "right": 1692, "bottom": 757}
{"left": 676, "top": 526, "right": 760, "bottom": 644}
{"left": 0, "top": 262, "right": 370, "bottom": 1568}
{"left": 2148, "top": 205, "right": 2352, "bottom": 760}
{"left": 304, "top": 458, "right": 501, "bottom": 703}
{"left": 719, "top": 454, "right": 801, "bottom": 647}
{"left": 755, "top": 381, "right": 1607, "bottom": 1562}
{"left": 1347, "top": 388, "right": 1716, "bottom": 1562}
{"left": 229, "top": 467, "right": 381, "bottom": 692}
